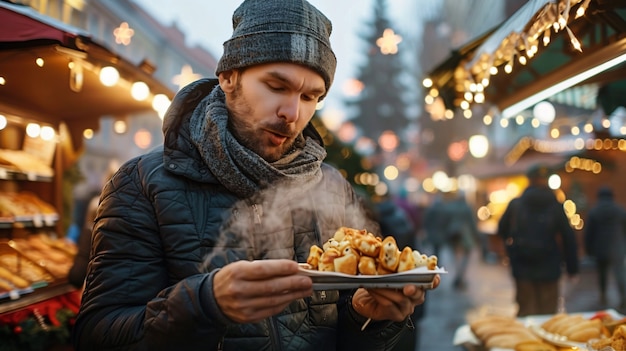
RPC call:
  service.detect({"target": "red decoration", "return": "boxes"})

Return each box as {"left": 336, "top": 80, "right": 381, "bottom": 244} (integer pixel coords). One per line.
{"left": 13, "top": 325, "right": 22, "bottom": 334}
{"left": 0, "top": 290, "right": 81, "bottom": 325}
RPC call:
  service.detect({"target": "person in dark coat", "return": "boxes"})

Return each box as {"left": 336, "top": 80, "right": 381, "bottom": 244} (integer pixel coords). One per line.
{"left": 584, "top": 186, "right": 626, "bottom": 310}
{"left": 498, "top": 164, "right": 579, "bottom": 316}
{"left": 422, "top": 194, "right": 446, "bottom": 258}
{"left": 439, "top": 191, "right": 478, "bottom": 290}
{"left": 71, "top": 1, "right": 438, "bottom": 350}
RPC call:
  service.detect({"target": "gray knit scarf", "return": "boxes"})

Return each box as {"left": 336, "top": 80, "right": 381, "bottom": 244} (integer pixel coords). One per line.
{"left": 189, "top": 86, "right": 326, "bottom": 198}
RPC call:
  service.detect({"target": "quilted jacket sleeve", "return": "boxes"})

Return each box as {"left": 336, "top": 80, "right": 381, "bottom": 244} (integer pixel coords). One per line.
{"left": 72, "top": 160, "right": 231, "bottom": 351}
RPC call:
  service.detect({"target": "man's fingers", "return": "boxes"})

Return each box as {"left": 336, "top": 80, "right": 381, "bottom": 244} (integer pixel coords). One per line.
{"left": 223, "top": 289, "right": 311, "bottom": 323}
{"left": 233, "top": 259, "right": 301, "bottom": 280}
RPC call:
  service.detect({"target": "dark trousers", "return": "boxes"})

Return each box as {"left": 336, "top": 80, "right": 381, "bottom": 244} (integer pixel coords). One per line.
{"left": 596, "top": 258, "right": 626, "bottom": 306}
{"left": 514, "top": 279, "right": 558, "bottom": 317}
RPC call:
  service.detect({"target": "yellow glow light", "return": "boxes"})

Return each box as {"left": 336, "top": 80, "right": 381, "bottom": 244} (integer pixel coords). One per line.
{"left": 40, "top": 126, "right": 55, "bottom": 141}
{"left": 99, "top": 66, "right": 120, "bottom": 87}
{"left": 376, "top": 28, "right": 402, "bottom": 55}
{"left": 131, "top": 81, "right": 150, "bottom": 101}
{"left": 83, "top": 129, "right": 94, "bottom": 139}
{"left": 26, "top": 123, "right": 41, "bottom": 138}
{"left": 113, "top": 120, "right": 127, "bottom": 134}
{"left": 483, "top": 114, "right": 492, "bottom": 125}
{"left": 383, "top": 165, "right": 399, "bottom": 180}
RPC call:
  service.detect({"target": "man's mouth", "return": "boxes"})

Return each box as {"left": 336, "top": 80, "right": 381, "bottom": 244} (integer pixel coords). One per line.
{"left": 267, "top": 131, "right": 288, "bottom": 146}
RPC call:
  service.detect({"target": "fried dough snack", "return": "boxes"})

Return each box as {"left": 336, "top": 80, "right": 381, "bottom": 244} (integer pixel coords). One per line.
{"left": 590, "top": 324, "right": 626, "bottom": 351}
{"left": 306, "top": 226, "right": 438, "bottom": 275}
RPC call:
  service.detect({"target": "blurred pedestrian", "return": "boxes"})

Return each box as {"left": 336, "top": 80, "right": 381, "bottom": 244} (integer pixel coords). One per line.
{"left": 393, "top": 189, "right": 424, "bottom": 242}
{"left": 422, "top": 194, "right": 445, "bottom": 258}
{"left": 439, "top": 191, "right": 478, "bottom": 290}
{"left": 498, "top": 164, "right": 579, "bottom": 317}
{"left": 584, "top": 186, "right": 626, "bottom": 311}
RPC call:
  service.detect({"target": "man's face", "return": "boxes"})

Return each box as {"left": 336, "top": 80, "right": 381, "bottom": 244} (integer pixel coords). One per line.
{"left": 220, "top": 63, "right": 326, "bottom": 162}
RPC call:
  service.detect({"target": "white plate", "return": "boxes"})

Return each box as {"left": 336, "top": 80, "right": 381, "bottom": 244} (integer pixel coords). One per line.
{"left": 297, "top": 263, "right": 446, "bottom": 290}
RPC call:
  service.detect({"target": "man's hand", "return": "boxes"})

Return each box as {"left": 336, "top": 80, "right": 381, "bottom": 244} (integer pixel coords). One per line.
{"left": 213, "top": 259, "right": 313, "bottom": 323}
{"left": 352, "top": 274, "right": 441, "bottom": 322}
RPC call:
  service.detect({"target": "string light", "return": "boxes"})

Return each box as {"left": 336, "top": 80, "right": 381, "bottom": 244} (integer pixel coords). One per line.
{"left": 543, "top": 28, "right": 551, "bottom": 46}
{"left": 424, "top": 0, "right": 592, "bottom": 117}
{"left": 565, "top": 26, "right": 582, "bottom": 52}
{"left": 576, "top": 0, "right": 592, "bottom": 18}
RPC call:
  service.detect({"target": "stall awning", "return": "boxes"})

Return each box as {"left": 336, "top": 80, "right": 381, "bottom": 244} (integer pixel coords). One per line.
{"left": 0, "top": 2, "right": 174, "bottom": 132}
{"left": 424, "top": 0, "right": 626, "bottom": 117}
{"left": 0, "top": 1, "right": 88, "bottom": 45}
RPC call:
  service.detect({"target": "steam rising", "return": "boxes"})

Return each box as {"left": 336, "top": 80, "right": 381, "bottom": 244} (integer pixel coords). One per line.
{"left": 200, "top": 178, "right": 375, "bottom": 273}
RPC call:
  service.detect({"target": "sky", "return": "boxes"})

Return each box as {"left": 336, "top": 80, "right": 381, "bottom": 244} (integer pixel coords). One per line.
{"left": 131, "top": 0, "right": 435, "bottom": 121}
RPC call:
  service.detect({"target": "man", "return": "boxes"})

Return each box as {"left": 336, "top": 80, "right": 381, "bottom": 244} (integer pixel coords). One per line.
{"left": 584, "top": 186, "right": 626, "bottom": 311}
{"left": 498, "top": 164, "right": 579, "bottom": 316}
{"left": 71, "top": 1, "right": 438, "bottom": 350}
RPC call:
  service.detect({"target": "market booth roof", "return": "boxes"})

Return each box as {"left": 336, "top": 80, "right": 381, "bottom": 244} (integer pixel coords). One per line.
{"left": 0, "top": 1, "right": 174, "bottom": 130}
{"left": 424, "top": 0, "right": 626, "bottom": 118}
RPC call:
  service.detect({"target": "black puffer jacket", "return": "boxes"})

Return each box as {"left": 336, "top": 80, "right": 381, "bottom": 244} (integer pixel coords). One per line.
{"left": 72, "top": 79, "right": 407, "bottom": 351}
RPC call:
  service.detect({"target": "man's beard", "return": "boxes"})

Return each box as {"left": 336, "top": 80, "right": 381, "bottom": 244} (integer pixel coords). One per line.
{"left": 228, "top": 81, "right": 297, "bottom": 162}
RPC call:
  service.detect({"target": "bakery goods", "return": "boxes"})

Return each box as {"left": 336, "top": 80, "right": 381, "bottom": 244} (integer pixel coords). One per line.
{"left": 306, "top": 245, "right": 323, "bottom": 268}
{"left": 318, "top": 247, "right": 340, "bottom": 272}
{"left": 590, "top": 324, "right": 626, "bottom": 350}
{"left": 484, "top": 332, "right": 538, "bottom": 349}
{"left": 378, "top": 236, "right": 400, "bottom": 271}
{"left": 469, "top": 314, "right": 540, "bottom": 349}
{"left": 358, "top": 256, "right": 377, "bottom": 275}
{"left": 305, "top": 227, "right": 439, "bottom": 275}
{"left": 541, "top": 312, "right": 604, "bottom": 344}
{"left": 397, "top": 246, "right": 416, "bottom": 272}
{"left": 333, "top": 247, "right": 359, "bottom": 275}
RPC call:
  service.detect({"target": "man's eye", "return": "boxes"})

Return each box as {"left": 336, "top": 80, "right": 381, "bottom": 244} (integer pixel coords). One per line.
{"left": 268, "top": 84, "right": 285, "bottom": 92}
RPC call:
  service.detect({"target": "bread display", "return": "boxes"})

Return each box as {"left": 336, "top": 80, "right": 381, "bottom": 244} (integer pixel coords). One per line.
{"left": 540, "top": 312, "right": 603, "bottom": 342}
{"left": 306, "top": 226, "right": 438, "bottom": 275}
{"left": 0, "top": 266, "right": 31, "bottom": 289}
{"left": 9, "top": 235, "right": 75, "bottom": 279}
{"left": 0, "top": 191, "right": 58, "bottom": 221}
{"left": 0, "top": 253, "right": 54, "bottom": 284}
{"left": 0, "top": 149, "right": 53, "bottom": 177}
{"left": 468, "top": 314, "right": 540, "bottom": 349}
{"left": 0, "top": 235, "right": 76, "bottom": 296}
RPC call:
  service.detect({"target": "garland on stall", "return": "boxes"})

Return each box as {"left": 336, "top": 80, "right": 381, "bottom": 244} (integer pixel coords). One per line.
{"left": 0, "top": 290, "right": 81, "bottom": 351}
{"left": 0, "top": 307, "right": 75, "bottom": 351}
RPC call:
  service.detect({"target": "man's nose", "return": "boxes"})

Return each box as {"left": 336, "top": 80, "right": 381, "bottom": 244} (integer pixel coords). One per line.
{"left": 278, "top": 95, "right": 300, "bottom": 123}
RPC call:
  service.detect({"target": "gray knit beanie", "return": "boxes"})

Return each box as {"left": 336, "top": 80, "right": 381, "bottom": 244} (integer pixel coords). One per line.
{"left": 216, "top": 0, "right": 337, "bottom": 99}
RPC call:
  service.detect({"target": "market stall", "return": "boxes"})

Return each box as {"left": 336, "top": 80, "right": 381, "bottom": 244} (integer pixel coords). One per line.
{"left": 0, "top": 2, "right": 173, "bottom": 349}
{"left": 422, "top": 0, "right": 626, "bottom": 253}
